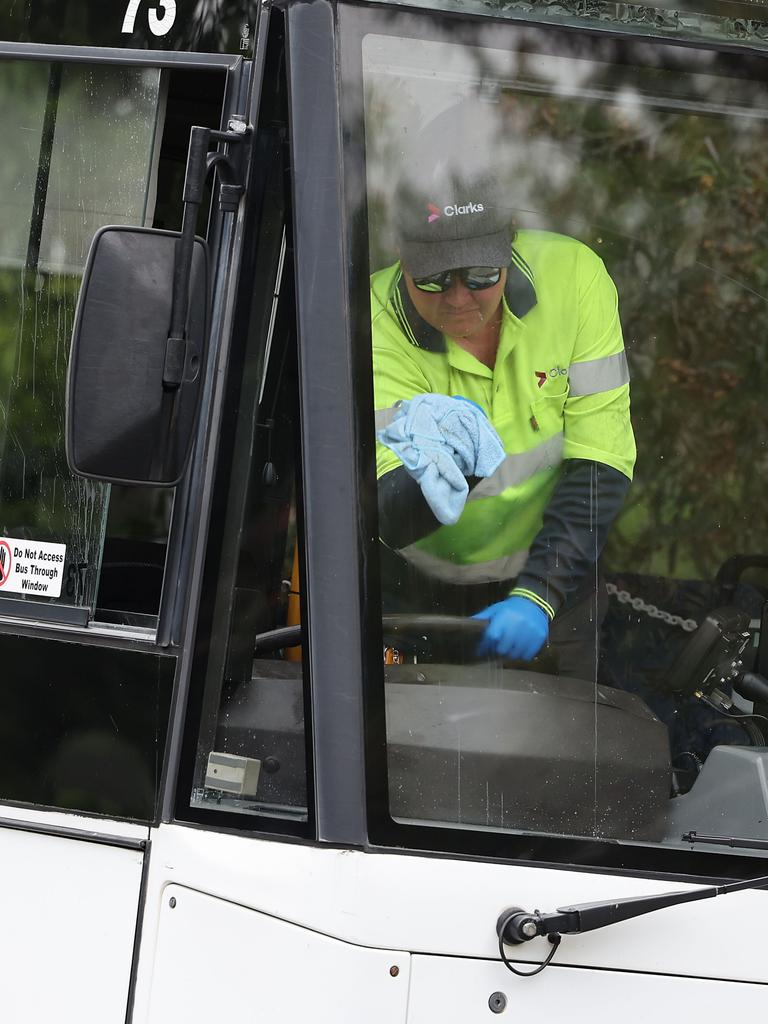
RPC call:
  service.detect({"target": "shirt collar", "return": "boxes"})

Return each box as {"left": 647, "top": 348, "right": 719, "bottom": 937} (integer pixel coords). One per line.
{"left": 390, "top": 251, "right": 537, "bottom": 354}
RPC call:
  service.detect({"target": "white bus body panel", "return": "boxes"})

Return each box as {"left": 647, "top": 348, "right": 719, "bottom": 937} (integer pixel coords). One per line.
{"left": 0, "top": 806, "right": 146, "bottom": 1024}
{"left": 146, "top": 885, "right": 410, "bottom": 1023}
{"left": 408, "top": 955, "right": 768, "bottom": 1020}
{"left": 130, "top": 823, "right": 768, "bottom": 1022}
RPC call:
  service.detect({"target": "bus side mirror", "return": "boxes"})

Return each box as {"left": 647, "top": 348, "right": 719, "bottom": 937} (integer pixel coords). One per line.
{"left": 66, "top": 225, "right": 209, "bottom": 486}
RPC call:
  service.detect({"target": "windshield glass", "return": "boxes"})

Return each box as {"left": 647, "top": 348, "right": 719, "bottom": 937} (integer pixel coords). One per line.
{"left": 344, "top": 9, "right": 768, "bottom": 858}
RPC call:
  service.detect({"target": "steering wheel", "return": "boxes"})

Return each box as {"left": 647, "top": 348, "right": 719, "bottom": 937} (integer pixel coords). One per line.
{"left": 253, "top": 614, "right": 486, "bottom": 655}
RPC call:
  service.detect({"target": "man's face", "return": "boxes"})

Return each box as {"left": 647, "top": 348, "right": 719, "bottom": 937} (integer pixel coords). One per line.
{"left": 403, "top": 267, "right": 507, "bottom": 342}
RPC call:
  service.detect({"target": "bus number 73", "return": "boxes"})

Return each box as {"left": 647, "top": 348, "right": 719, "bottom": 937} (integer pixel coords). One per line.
{"left": 122, "top": 0, "right": 177, "bottom": 37}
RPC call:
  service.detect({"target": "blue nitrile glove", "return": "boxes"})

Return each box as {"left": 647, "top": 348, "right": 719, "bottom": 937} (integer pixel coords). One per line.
{"left": 376, "top": 393, "right": 505, "bottom": 526}
{"left": 473, "top": 595, "right": 550, "bottom": 661}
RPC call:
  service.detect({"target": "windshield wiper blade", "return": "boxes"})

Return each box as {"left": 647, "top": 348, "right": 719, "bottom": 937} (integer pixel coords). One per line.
{"left": 682, "top": 830, "right": 768, "bottom": 851}
{"left": 497, "top": 870, "right": 768, "bottom": 947}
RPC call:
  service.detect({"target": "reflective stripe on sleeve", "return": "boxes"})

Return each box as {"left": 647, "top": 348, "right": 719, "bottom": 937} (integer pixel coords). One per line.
{"left": 395, "top": 545, "right": 529, "bottom": 584}
{"left": 510, "top": 587, "right": 555, "bottom": 620}
{"left": 568, "top": 351, "right": 630, "bottom": 397}
{"left": 468, "top": 432, "right": 563, "bottom": 501}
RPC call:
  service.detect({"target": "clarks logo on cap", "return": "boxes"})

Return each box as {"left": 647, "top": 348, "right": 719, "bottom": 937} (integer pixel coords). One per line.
{"left": 444, "top": 201, "right": 485, "bottom": 217}
{"left": 426, "top": 200, "right": 485, "bottom": 223}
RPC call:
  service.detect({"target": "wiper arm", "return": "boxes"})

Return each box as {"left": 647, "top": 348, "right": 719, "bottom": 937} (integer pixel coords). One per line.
{"left": 497, "top": 869, "right": 768, "bottom": 975}
{"left": 683, "top": 830, "right": 768, "bottom": 851}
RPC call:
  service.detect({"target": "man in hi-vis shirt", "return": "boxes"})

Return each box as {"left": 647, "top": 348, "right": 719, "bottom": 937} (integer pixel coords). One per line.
{"left": 372, "top": 170, "right": 635, "bottom": 680}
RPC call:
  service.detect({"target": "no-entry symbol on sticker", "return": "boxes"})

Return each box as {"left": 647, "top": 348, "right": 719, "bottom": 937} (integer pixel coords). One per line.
{"left": 0, "top": 540, "right": 12, "bottom": 587}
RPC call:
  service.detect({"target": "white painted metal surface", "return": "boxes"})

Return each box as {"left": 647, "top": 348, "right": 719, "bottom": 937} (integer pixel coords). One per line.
{"left": 407, "top": 954, "right": 768, "bottom": 1021}
{"left": 130, "top": 823, "right": 768, "bottom": 1023}
{"left": 145, "top": 885, "right": 409, "bottom": 1023}
{"left": 0, "top": 801, "right": 148, "bottom": 842}
{"left": 0, "top": 807, "right": 146, "bottom": 1024}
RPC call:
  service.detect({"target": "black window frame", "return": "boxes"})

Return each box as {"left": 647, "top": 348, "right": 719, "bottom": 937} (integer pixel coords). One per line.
{"left": 171, "top": 9, "right": 318, "bottom": 841}
{"left": 0, "top": 39, "right": 243, "bottom": 647}
{"left": 0, "top": 38, "right": 247, "bottom": 825}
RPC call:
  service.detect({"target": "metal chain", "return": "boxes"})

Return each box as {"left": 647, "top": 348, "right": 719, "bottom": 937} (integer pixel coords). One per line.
{"left": 605, "top": 581, "right": 698, "bottom": 633}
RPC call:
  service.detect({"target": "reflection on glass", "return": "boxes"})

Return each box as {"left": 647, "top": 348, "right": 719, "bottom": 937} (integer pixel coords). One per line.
{"left": 358, "top": 22, "right": 768, "bottom": 853}
{"left": 354, "top": 0, "right": 768, "bottom": 53}
{"left": 0, "top": 60, "right": 162, "bottom": 611}
{"left": 188, "top": 231, "right": 309, "bottom": 823}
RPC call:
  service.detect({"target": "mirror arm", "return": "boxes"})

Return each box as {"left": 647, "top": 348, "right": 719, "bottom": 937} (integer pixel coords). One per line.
{"left": 151, "top": 122, "right": 251, "bottom": 480}
{"left": 165, "top": 122, "right": 250, "bottom": 390}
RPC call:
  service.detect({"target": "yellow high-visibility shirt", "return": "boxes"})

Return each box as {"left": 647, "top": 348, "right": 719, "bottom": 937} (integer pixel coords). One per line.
{"left": 371, "top": 230, "right": 636, "bottom": 589}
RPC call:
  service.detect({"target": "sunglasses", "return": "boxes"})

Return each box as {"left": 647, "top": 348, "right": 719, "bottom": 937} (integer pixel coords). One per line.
{"left": 412, "top": 266, "right": 503, "bottom": 293}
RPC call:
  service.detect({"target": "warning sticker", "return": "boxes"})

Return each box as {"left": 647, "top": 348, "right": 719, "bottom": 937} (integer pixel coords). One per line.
{"left": 0, "top": 538, "right": 67, "bottom": 599}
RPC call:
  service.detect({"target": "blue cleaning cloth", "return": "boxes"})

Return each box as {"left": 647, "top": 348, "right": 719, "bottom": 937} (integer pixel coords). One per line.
{"left": 377, "top": 393, "right": 506, "bottom": 525}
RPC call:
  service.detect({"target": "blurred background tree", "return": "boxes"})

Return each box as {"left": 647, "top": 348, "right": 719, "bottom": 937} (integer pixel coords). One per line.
{"left": 0, "top": 57, "right": 162, "bottom": 606}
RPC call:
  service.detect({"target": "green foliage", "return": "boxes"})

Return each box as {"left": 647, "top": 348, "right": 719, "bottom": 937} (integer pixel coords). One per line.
{"left": 0, "top": 268, "right": 109, "bottom": 604}
{"left": 0, "top": 57, "right": 163, "bottom": 608}
{"left": 515, "top": 80, "right": 768, "bottom": 579}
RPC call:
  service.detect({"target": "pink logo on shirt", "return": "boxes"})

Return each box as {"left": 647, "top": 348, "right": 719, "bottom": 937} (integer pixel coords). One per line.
{"left": 427, "top": 203, "right": 441, "bottom": 223}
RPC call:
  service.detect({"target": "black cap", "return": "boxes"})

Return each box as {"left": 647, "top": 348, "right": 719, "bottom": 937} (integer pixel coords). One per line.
{"left": 396, "top": 173, "right": 512, "bottom": 277}
{"left": 393, "top": 99, "right": 513, "bottom": 277}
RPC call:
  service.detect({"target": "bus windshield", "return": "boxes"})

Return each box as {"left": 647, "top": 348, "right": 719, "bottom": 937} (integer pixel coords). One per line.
{"left": 343, "top": 8, "right": 768, "bottom": 857}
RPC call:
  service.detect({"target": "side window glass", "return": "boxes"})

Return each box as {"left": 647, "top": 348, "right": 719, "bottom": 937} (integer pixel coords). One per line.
{"left": 356, "top": 22, "right": 768, "bottom": 856}
{"left": 0, "top": 60, "right": 164, "bottom": 615}
{"left": 187, "top": 225, "right": 310, "bottom": 826}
